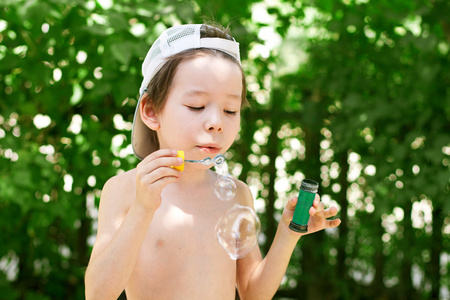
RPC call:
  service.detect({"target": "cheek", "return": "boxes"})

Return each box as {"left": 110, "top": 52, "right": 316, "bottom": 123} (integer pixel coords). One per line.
{"left": 227, "top": 117, "right": 241, "bottom": 138}
{"left": 159, "top": 113, "right": 190, "bottom": 137}
{"left": 174, "top": 117, "right": 197, "bottom": 138}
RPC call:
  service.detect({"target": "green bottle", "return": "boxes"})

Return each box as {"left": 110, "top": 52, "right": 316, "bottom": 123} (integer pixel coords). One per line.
{"left": 289, "top": 179, "right": 319, "bottom": 233}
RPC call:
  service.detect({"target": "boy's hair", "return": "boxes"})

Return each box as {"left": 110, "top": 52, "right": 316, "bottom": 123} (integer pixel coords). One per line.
{"left": 132, "top": 24, "right": 247, "bottom": 160}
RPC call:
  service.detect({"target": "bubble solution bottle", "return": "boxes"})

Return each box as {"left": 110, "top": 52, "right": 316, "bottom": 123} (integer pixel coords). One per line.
{"left": 289, "top": 179, "right": 319, "bottom": 233}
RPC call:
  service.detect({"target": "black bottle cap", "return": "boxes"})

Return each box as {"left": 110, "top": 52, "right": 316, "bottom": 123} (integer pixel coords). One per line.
{"left": 289, "top": 221, "right": 308, "bottom": 233}
{"left": 300, "top": 179, "right": 319, "bottom": 194}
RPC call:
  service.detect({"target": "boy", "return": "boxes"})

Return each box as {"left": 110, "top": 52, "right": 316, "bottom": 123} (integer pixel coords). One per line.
{"left": 85, "top": 24, "right": 341, "bottom": 300}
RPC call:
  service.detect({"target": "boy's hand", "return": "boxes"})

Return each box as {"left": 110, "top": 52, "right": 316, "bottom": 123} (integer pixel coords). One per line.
{"left": 281, "top": 194, "right": 341, "bottom": 236}
{"left": 135, "top": 149, "right": 183, "bottom": 211}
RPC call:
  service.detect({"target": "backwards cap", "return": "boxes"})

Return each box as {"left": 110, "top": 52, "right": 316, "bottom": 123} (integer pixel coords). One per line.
{"left": 132, "top": 24, "right": 241, "bottom": 160}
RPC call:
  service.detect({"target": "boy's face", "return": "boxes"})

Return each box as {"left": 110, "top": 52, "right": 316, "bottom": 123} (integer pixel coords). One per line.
{"left": 155, "top": 54, "right": 242, "bottom": 162}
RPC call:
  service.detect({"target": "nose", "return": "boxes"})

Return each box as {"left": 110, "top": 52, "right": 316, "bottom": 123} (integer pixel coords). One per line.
{"left": 205, "top": 109, "right": 223, "bottom": 132}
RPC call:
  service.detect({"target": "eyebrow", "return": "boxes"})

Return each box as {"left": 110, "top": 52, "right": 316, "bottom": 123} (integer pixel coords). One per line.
{"left": 185, "top": 89, "right": 241, "bottom": 101}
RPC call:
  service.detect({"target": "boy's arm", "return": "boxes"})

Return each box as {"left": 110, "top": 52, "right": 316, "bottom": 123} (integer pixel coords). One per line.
{"left": 84, "top": 174, "right": 154, "bottom": 300}
{"left": 84, "top": 150, "right": 182, "bottom": 300}
{"left": 236, "top": 191, "right": 341, "bottom": 300}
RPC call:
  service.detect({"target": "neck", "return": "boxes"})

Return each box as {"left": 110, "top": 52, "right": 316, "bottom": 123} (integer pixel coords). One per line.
{"left": 162, "top": 167, "right": 218, "bottom": 209}
{"left": 176, "top": 166, "right": 216, "bottom": 187}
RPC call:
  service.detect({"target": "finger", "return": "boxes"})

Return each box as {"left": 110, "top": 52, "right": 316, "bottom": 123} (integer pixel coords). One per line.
{"left": 285, "top": 196, "right": 298, "bottom": 212}
{"left": 327, "top": 218, "right": 341, "bottom": 228}
{"left": 281, "top": 197, "right": 297, "bottom": 223}
{"left": 310, "top": 201, "right": 325, "bottom": 216}
{"left": 312, "top": 194, "right": 321, "bottom": 207}
{"left": 137, "top": 154, "right": 182, "bottom": 180}
{"left": 137, "top": 169, "right": 182, "bottom": 189}
{"left": 286, "top": 196, "right": 298, "bottom": 211}
{"left": 141, "top": 148, "right": 178, "bottom": 164}
{"left": 136, "top": 172, "right": 181, "bottom": 204}
{"left": 322, "top": 206, "right": 339, "bottom": 219}
{"left": 136, "top": 162, "right": 182, "bottom": 185}
{"left": 152, "top": 172, "right": 182, "bottom": 187}
{"left": 138, "top": 149, "right": 182, "bottom": 174}
{"left": 138, "top": 153, "right": 183, "bottom": 174}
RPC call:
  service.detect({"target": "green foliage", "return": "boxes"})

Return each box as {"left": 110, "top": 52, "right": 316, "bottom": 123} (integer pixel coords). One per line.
{"left": 1, "top": 0, "right": 449, "bottom": 299}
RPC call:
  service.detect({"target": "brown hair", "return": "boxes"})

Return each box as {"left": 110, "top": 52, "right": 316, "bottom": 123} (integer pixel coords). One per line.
{"left": 143, "top": 24, "right": 248, "bottom": 150}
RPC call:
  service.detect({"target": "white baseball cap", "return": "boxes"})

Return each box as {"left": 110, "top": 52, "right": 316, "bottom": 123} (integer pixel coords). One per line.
{"left": 131, "top": 24, "right": 241, "bottom": 160}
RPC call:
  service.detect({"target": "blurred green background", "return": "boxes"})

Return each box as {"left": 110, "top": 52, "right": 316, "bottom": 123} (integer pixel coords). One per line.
{"left": 0, "top": 0, "right": 449, "bottom": 299}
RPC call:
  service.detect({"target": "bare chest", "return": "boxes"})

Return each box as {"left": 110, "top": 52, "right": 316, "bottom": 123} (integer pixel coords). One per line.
{"left": 126, "top": 197, "right": 237, "bottom": 299}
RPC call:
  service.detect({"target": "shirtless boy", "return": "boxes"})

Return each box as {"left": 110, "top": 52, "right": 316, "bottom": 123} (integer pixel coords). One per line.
{"left": 85, "top": 23, "right": 341, "bottom": 300}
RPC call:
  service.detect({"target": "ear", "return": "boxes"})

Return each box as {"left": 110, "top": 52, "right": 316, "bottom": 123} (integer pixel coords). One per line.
{"left": 140, "top": 93, "right": 160, "bottom": 131}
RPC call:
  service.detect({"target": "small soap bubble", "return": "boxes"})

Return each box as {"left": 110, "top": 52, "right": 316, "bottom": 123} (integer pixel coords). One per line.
{"left": 214, "top": 157, "right": 228, "bottom": 175}
{"left": 213, "top": 156, "right": 236, "bottom": 201}
{"left": 215, "top": 204, "right": 261, "bottom": 260}
{"left": 215, "top": 175, "right": 237, "bottom": 201}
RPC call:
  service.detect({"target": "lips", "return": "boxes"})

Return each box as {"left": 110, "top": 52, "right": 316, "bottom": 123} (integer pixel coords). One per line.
{"left": 197, "top": 144, "right": 221, "bottom": 154}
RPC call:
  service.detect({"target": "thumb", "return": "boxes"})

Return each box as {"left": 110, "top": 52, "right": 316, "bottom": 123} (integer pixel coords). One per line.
{"left": 285, "top": 196, "right": 298, "bottom": 212}
{"left": 282, "top": 196, "right": 297, "bottom": 222}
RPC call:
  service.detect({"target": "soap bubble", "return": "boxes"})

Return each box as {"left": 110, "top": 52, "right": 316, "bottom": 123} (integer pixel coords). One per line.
{"left": 215, "top": 175, "right": 237, "bottom": 201}
{"left": 213, "top": 157, "right": 237, "bottom": 201}
{"left": 214, "top": 157, "right": 228, "bottom": 175}
{"left": 215, "top": 204, "right": 261, "bottom": 260}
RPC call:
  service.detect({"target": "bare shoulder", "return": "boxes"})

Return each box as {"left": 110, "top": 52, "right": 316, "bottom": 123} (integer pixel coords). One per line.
{"left": 90, "top": 168, "right": 137, "bottom": 257}
{"left": 100, "top": 168, "right": 137, "bottom": 210}
{"left": 104, "top": 168, "right": 137, "bottom": 189}
{"left": 233, "top": 177, "right": 254, "bottom": 208}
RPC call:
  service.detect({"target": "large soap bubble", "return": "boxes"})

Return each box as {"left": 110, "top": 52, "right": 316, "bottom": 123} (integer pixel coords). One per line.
{"left": 215, "top": 204, "right": 261, "bottom": 260}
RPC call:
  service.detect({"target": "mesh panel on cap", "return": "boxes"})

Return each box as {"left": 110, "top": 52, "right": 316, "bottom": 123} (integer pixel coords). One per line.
{"left": 163, "top": 26, "right": 200, "bottom": 55}
{"left": 167, "top": 26, "right": 196, "bottom": 45}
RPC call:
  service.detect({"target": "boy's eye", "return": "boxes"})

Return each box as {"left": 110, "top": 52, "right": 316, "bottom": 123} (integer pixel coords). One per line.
{"left": 187, "top": 106, "right": 204, "bottom": 111}
{"left": 224, "top": 110, "right": 238, "bottom": 115}
{"left": 186, "top": 105, "right": 238, "bottom": 115}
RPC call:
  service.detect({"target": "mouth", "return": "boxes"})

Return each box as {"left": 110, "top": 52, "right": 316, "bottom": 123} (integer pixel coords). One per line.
{"left": 197, "top": 144, "right": 221, "bottom": 154}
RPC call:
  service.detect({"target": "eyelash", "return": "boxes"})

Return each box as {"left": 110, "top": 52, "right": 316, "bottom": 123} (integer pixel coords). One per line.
{"left": 225, "top": 110, "right": 238, "bottom": 116}
{"left": 187, "top": 106, "right": 238, "bottom": 116}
